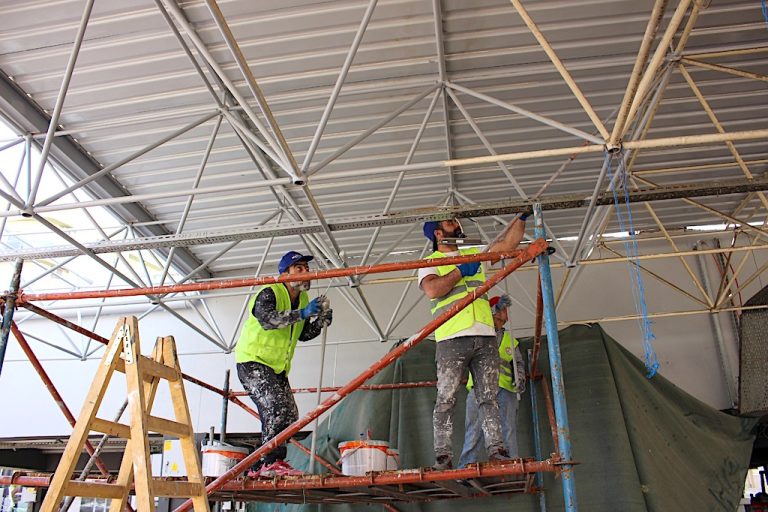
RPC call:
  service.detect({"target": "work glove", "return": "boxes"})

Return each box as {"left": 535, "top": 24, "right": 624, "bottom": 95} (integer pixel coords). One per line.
{"left": 515, "top": 375, "right": 526, "bottom": 394}
{"left": 317, "top": 294, "right": 331, "bottom": 312}
{"left": 300, "top": 298, "right": 322, "bottom": 319}
{"left": 318, "top": 309, "right": 333, "bottom": 327}
{"left": 457, "top": 261, "right": 480, "bottom": 277}
{"left": 519, "top": 206, "right": 533, "bottom": 221}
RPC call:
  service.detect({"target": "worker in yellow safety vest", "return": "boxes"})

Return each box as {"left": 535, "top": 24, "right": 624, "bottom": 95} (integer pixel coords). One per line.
{"left": 459, "top": 295, "right": 526, "bottom": 467}
{"left": 418, "top": 213, "right": 528, "bottom": 470}
{"left": 235, "top": 250, "right": 333, "bottom": 478}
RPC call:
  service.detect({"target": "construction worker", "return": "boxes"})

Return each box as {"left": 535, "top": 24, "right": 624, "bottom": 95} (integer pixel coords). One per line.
{"left": 418, "top": 214, "right": 527, "bottom": 470}
{"left": 235, "top": 250, "right": 333, "bottom": 477}
{"left": 459, "top": 295, "right": 526, "bottom": 467}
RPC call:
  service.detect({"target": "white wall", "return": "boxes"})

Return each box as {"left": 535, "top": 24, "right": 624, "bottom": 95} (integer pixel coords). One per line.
{"left": 1, "top": 232, "right": 764, "bottom": 438}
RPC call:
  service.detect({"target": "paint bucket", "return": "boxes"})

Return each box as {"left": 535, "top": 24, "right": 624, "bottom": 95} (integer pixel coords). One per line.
{"left": 201, "top": 443, "right": 250, "bottom": 477}
{"left": 386, "top": 448, "right": 400, "bottom": 470}
{"left": 338, "top": 440, "right": 389, "bottom": 475}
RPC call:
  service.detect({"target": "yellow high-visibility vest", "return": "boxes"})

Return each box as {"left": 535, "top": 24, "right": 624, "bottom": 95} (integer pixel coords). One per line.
{"left": 235, "top": 283, "right": 308, "bottom": 374}
{"left": 426, "top": 247, "right": 493, "bottom": 342}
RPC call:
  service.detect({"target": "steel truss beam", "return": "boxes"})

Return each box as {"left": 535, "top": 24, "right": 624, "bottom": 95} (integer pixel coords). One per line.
{"left": 4, "top": 176, "right": 768, "bottom": 262}
{"left": 0, "top": 73, "right": 208, "bottom": 278}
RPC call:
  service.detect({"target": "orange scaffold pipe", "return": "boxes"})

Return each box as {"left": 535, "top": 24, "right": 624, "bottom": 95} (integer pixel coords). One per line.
{"left": 18, "top": 248, "right": 535, "bottom": 302}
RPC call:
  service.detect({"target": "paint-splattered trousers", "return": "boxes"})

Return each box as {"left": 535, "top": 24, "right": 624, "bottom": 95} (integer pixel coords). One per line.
{"left": 433, "top": 335, "right": 504, "bottom": 461}
{"left": 237, "top": 361, "right": 299, "bottom": 465}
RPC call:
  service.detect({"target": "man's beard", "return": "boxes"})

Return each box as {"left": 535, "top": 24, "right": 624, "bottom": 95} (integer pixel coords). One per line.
{"left": 445, "top": 227, "right": 465, "bottom": 239}
{"left": 290, "top": 281, "right": 311, "bottom": 292}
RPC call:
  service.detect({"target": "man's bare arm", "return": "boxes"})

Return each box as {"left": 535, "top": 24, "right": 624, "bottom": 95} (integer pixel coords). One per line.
{"left": 488, "top": 217, "right": 526, "bottom": 253}
{"left": 420, "top": 271, "right": 462, "bottom": 299}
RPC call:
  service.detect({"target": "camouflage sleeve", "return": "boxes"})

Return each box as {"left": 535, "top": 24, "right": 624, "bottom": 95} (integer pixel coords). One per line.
{"left": 298, "top": 317, "right": 323, "bottom": 341}
{"left": 251, "top": 287, "right": 303, "bottom": 330}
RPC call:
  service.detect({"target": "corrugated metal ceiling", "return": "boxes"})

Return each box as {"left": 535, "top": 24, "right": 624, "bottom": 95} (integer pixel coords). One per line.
{"left": 0, "top": 0, "right": 766, "bottom": 275}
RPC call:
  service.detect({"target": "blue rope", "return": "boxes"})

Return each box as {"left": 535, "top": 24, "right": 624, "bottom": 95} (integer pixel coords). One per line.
{"left": 606, "top": 153, "right": 660, "bottom": 378}
{"left": 763, "top": 0, "right": 768, "bottom": 27}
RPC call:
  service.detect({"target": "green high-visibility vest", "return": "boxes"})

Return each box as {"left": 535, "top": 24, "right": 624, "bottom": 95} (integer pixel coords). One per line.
{"left": 467, "top": 331, "right": 521, "bottom": 393}
{"left": 426, "top": 247, "right": 493, "bottom": 342}
{"left": 235, "top": 283, "right": 308, "bottom": 374}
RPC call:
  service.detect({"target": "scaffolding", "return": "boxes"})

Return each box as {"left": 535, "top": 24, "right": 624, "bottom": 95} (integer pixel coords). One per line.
{"left": 0, "top": 205, "right": 582, "bottom": 511}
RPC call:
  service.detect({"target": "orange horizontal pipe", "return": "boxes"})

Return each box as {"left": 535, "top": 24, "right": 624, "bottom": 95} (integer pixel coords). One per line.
{"left": 218, "top": 458, "right": 559, "bottom": 490}
{"left": 0, "top": 456, "right": 560, "bottom": 490}
{"left": 19, "top": 250, "right": 530, "bottom": 302}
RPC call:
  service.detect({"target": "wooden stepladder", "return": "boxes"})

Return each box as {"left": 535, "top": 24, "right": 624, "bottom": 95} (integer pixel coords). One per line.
{"left": 40, "top": 317, "right": 210, "bottom": 512}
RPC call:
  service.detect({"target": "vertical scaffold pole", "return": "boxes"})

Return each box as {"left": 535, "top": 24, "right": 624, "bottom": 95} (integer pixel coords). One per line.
{"left": 0, "top": 258, "right": 23, "bottom": 377}
{"left": 533, "top": 203, "right": 578, "bottom": 511}
{"left": 528, "top": 350, "right": 547, "bottom": 512}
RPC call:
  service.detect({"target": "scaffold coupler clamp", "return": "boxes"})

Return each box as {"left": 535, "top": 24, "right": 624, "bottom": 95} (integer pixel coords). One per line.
{"left": 604, "top": 141, "right": 623, "bottom": 154}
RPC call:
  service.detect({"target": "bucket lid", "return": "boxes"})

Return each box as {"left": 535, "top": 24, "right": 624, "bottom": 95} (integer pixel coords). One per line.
{"left": 202, "top": 442, "right": 249, "bottom": 453}
{"left": 339, "top": 440, "right": 390, "bottom": 451}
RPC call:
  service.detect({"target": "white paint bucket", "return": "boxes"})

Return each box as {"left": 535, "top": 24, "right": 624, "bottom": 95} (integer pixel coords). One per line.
{"left": 338, "top": 440, "right": 389, "bottom": 476}
{"left": 386, "top": 448, "right": 400, "bottom": 470}
{"left": 201, "top": 443, "right": 250, "bottom": 477}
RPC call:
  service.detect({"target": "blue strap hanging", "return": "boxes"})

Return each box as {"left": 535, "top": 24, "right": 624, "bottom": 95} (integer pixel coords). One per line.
{"left": 763, "top": 0, "right": 768, "bottom": 27}
{"left": 606, "top": 152, "right": 660, "bottom": 378}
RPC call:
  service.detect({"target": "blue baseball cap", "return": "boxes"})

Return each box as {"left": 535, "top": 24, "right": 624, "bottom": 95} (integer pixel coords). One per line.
{"left": 423, "top": 221, "right": 440, "bottom": 242}
{"left": 278, "top": 251, "right": 314, "bottom": 273}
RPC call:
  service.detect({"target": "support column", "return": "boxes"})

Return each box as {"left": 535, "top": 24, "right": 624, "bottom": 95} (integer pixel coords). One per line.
{"left": 533, "top": 204, "right": 577, "bottom": 511}
{"left": 0, "top": 258, "right": 23, "bottom": 377}
{"left": 528, "top": 350, "right": 547, "bottom": 512}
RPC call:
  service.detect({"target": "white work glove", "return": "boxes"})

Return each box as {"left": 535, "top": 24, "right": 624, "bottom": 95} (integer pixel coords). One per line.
{"left": 314, "top": 295, "right": 332, "bottom": 327}
{"left": 515, "top": 373, "right": 526, "bottom": 394}
{"left": 318, "top": 309, "right": 333, "bottom": 327}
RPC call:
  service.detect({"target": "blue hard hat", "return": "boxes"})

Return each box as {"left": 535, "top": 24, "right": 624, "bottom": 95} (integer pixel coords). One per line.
{"left": 278, "top": 251, "right": 314, "bottom": 273}
{"left": 423, "top": 221, "right": 439, "bottom": 242}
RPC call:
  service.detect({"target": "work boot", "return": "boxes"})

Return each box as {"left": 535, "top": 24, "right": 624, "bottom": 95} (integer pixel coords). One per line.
{"left": 432, "top": 454, "right": 453, "bottom": 471}
{"left": 488, "top": 447, "right": 511, "bottom": 462}
{"left": 246, "top": 461, "right": 265, "bottom": 479}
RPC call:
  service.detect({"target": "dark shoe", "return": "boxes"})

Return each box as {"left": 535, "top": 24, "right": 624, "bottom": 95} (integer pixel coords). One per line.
{"left": 432, "top": 455, "right": 453, "bottom": 470}
{"left": 488, "top": 448, "right": 511, "bottom": 462}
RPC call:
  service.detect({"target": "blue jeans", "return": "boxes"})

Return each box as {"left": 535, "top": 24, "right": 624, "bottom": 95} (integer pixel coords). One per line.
{"left": 458, "top": 387, "right": 519, "bottom": 468}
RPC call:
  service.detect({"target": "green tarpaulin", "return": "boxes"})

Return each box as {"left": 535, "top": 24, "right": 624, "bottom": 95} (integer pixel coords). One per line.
{"left": 251, "top": 324, "right": 755, "bottom": 511}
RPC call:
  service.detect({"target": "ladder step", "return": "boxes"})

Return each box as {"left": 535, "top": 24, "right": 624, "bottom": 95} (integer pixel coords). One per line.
{"left": 90, "top": 418, "right": 131, "bottom": 439}
{"left": 152, "top": 479, "right": 204, "bottom": 498}
{"left": 115, "top": 357, "right": 179, "bottom": 382}
{"left": 64, "top": 481, "right": 125, "bottom": 499}
{"left": 147, "top": 416, "right": 190, "bottom": 438}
